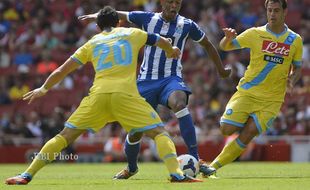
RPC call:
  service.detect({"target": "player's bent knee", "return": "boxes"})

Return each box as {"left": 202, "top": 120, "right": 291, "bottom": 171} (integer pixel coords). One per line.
{"left": 244, "top": 125, "right": 259, "bottom": 137}
{"left": 59, "top": 128, "right": 85, "bottom": 145}
{"left": 172, "top": 102, "right": 187, "bottom": 112}
{"left": 144, "top": 126, "right": 166, "bottom": 139}
{"left": 220, "top": 124, "right": 237, "bottom": 136}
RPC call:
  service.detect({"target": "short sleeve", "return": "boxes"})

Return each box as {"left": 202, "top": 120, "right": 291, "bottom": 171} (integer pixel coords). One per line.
{"left": 189, "top": 21, "right": 205, "bottom": 42}
{"left": 146, "top": 33, "right": 160, "bottom": 46}
{"left": 71, "top": 42, "right": 91, "bottom": 65}
{"left": 234, "top": 28, "right": 255, "bottom": 49}
{"left": 128, "top": 11, "right": 153, "bottom": 28}
{"left": 292, "top": 36, "right": 303, "bottom": 67}
{"left": 131, "top": 28, "right": 148, "bottom": 47}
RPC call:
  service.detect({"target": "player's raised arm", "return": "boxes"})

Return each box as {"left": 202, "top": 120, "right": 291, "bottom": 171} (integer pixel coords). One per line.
{"left": 156, "top": 36, "right": 181, "bottom": 59}
{"left": 198, "top": 35, "right": 231, "bottom": 78}
{"left": 145, "top": 33, "right": 180, "bottom": 59}
{"left": 78, "top": 11, "right": 128, "bottom": 22}
{"left": 23, "top": 58, "right": 80, "bottom": 104}
{"left": 219, "top": 28, "right": 238, "bottom": 51}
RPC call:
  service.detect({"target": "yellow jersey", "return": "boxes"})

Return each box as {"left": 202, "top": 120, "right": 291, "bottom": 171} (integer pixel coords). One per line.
{"left": 232, "top": 24, "right": 303, "bottom": 102}
{"left": 71, "top": 27, "right": 148, "bottom": 96}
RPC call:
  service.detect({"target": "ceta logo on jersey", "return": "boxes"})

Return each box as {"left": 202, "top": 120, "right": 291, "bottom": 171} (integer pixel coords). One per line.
{"left": 261, "top": 40, "right": 290, "bottom": 56}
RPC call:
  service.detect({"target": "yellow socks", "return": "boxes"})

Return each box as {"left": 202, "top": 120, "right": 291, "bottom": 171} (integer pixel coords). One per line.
{"left": 154, "top": 133, "right": 183, "bottom": 176}
{"left": 210, "top": 138, "right": 246, "bottom": 169}
{"left": 24, "top": 134, "right": 68, "bottom": 176}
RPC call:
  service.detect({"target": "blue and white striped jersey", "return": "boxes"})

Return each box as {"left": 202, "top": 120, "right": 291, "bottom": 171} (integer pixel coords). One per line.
{"left": 127, "top": 11, "right": 205, "bottom": 80}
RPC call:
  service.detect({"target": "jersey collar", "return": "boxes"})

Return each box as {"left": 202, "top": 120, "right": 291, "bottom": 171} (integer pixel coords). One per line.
{"left": 265, "top": 24, "right": 288, "bottom": 38}
{"left": 159, "top": 12, "right": 179, "bottom": 24}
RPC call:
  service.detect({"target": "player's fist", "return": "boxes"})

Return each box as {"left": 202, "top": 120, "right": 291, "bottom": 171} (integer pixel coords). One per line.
{"left": 166, "top": 46, "right": 181, "bottom": 59}
{"left": 222, "top": 28, "right": 237, "bottom": 40}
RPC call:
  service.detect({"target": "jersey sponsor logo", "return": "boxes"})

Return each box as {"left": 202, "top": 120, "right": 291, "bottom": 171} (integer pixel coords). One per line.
{"left": 262, "top": 40, "right": 290, "bottom": 56}
{"left": 264, "top": 55, "right": 284, "bottom": 64}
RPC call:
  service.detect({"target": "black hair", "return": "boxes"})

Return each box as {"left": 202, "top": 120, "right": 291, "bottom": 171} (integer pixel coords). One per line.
{"left": 265, "top": 0, "right": 287, "bottom": 9}
{"left": 96, "top": 6, "right": 119, "bottom": 30}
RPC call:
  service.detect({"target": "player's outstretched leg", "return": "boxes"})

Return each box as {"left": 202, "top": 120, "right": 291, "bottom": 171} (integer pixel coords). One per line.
{"left": 175, "top": 108, "right": 199, "bottom": 160}
{"left": 113, "top": 134, "right": 141, "bottom": 180}
{"left": 5, "top": 128, "right": 84, "bottom": 185}
{"left": 152, "top": 132, "right": 202, "bottom": 183}
{"left": 175, "top": 107, "right": 213, "bottom": 177}
{"left": 5, "top": 134, "right": 68, "bottom": 185}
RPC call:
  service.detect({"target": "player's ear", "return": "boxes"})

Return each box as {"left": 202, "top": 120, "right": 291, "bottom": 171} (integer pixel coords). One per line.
{"left": 95, "top": 24, "right": 101, "bottom": 32}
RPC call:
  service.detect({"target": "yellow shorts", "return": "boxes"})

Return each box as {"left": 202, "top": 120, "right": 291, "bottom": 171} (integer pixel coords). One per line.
{"left": 220, "top": 91, "right": 282, "bottom": 134}
{"left": 65, "top": 93, "right": 163, "bottom": 134}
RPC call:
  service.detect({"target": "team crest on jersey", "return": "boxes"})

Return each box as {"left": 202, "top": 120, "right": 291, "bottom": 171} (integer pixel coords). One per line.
{"left": 150, "top": 112, "right": 157, "bottom": 119}
{"left": 226, "top": 109, "right": 233, "bottom": 115}
{"left": 178, "top": 82, "right": 186, "bottom": 87}
{"left": 175, "top": 24, "right": 183, "bottom": 35}
{"left": 262, "top": 40, "right": 290, "bottom": 56}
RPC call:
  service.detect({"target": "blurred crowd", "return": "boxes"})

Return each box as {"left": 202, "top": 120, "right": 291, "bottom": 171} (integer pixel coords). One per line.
{"left": 0, "top": 0, "right": 309, "bottom": 147}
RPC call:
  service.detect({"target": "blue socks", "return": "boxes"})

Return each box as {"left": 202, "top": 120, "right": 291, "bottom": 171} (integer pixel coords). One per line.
{"left": 175, "top": 108, "right": 199, "bottom": 160}
{"left": 124, "top": 135, "right": 141, "bottom": 173}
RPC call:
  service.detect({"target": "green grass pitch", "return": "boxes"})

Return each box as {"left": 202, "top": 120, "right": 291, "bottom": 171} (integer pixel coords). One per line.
{"left": 1, "top": 162, "right": 310, "bottom": 190}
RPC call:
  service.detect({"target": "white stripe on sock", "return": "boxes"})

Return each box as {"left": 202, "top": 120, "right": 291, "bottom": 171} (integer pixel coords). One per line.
{"left": 126, "top": 135, "right": 141, "bottom": 145}
{"left": 175, "top": 108, "right": 190, "bottom": 118}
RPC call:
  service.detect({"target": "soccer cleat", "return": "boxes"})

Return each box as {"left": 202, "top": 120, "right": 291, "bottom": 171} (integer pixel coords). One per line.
{"left": 208, "top": 173, "right": 219, "bottom": 179}
{"left": 170, "top": 174, "right": 203, "bottom": 183}
{"left": 113, "top": 168, "right": 138, "bottom": 180}
{"left": 5, "top": 173, "right": 32, "bottom": 185}
{"left": 199, "top": 159, "right": 217, "bottom": 178}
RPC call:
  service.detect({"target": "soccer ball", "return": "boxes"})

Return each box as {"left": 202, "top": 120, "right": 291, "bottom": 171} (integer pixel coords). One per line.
{"left": 177, "top": 154, "right": 199, "bottom": 177}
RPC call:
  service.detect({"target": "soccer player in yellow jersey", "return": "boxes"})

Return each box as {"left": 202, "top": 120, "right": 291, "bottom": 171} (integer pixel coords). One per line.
{"left": 5, "top": 6, "right": 202, "bottom": 184}
{"left": 203, "top": 0, "right": 303, "bottom": 177}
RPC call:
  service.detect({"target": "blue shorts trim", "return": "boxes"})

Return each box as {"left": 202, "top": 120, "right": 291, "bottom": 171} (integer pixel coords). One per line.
{"left": 129, "top": 122, "right": 164, "bottom": 135}
{"left": 64, "top": 122, "right": 96, "bottom": 133}
{"left": 249, "top": 113, "right": 263, "bottom": 134}
{"left": 220, "top": 119, "right": 245, "bottom": 128}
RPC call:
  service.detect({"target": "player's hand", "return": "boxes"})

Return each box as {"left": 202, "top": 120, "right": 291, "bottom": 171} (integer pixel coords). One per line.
{"left": 23, "top": 87, "right": 47, "bottom": 104}
{"left": 78, "top": 13, "right": 98, "bottom": 21}
{"left": 219, "top": 68, "right": 232, "bottom": 78}
{"left": 166, "top": 46, "right": 181, "bottom": 59}
{"left": 222, "top": 28, "right": 237, "bottom": 40}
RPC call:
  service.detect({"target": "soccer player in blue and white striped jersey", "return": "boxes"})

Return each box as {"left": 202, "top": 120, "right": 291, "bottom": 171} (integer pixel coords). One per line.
{"left": 79, "top": 0, "right": 231, "bottom": 178}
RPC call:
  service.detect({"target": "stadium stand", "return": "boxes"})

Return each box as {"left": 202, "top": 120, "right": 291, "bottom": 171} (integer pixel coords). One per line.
{"left": 0, "top": 0, "right": 309, "bottom": 162}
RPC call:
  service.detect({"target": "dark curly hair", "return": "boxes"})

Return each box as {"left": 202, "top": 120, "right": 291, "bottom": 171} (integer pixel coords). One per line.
{"left": 265, "top": 0, "right": 287, "bottom": 9}
{"left": 96, "top": 6, "right": 119, "bottom": 30}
